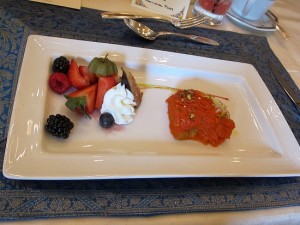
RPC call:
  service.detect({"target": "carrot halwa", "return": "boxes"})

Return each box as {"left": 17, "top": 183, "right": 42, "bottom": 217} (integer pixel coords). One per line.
{"left": 166, "top": 89, "right": 235, "bottom": 147}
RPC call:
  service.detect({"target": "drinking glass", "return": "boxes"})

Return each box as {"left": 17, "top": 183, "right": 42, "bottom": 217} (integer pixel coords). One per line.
{"left": 192, "top": 0, "right": 233, "bottom": 23}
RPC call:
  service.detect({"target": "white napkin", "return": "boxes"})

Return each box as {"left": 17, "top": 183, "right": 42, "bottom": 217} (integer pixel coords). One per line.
{"left": 131, "top": 0, "right": 191, "bottom": 19}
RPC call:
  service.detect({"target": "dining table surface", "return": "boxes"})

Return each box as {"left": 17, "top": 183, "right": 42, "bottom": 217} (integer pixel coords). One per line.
{"left": 1, "top": 0, "right": 300, "bottom": 224}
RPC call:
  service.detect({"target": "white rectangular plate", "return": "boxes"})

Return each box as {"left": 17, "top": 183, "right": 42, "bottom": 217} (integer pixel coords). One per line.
{"left": 3, "top": 35, "right": 300, "bottom": 179}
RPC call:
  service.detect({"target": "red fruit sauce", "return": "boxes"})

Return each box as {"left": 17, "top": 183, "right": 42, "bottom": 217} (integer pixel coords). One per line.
{"left": 166, "top": 89, "right": 235, "bottom": 147}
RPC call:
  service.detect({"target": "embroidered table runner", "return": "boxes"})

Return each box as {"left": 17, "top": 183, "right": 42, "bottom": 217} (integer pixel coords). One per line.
{"left": 1, "top": 0, "right": 300, "bottom": 221}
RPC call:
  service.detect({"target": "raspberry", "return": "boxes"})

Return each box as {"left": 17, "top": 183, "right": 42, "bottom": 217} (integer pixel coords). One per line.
{"left": 49, "top": 72, "right": 71, "bottom": 94}
{"left": 45, "top": 114, "right": 74, "bottom": 139}
{"left": 52, "top": 56, "right": 70, "bottom": 74}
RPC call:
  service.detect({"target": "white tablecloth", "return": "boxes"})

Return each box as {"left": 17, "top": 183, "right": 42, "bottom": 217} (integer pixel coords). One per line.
{"left": 4, "top": 0, "right": 300, "bottom": 224}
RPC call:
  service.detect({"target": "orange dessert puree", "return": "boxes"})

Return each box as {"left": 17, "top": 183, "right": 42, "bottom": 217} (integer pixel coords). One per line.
{"left": 166, "top": 89, "right": 235, "bottom": 147}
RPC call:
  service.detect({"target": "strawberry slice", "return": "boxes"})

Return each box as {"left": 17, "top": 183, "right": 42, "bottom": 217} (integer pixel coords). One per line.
{"left": 79, "top": 65, "right": 98, "bottom": 85}
{"left": 68, "top": 59, "right": 90, "bottom": 89}
{"left": 65, "top": 83, "right": 97, "bottom": 118}
{"left": 95, "top": 76, "right": 117, "bottom": 110}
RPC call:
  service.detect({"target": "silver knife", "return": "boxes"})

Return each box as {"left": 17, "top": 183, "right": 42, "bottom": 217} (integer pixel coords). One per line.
{"left": 267, "top": 11, "right": 290, "bottom": 40}
{"left": 269, "top": 63, "right": 300, "bottom": 109}
{"left": 101, "top": 12, "right": 170, "bottom": 21}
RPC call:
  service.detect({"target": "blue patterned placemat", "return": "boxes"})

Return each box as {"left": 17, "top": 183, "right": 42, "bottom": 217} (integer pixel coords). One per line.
{"left": 1, "top": 0, "right": 300, "bottom": 221}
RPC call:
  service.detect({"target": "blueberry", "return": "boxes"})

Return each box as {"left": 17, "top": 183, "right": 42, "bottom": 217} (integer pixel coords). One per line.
{"left": 99, "top": 113, "right": 115, "bottom": 128}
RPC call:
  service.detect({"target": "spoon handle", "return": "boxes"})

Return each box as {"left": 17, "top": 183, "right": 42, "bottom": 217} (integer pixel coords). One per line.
{"left": 158, "top": 32, "right": 219, "bottom": 46}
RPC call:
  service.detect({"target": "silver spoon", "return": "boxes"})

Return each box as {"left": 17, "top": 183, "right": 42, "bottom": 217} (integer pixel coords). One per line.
{"left": 124, "top": 18, "right": 219, "bottom": 46}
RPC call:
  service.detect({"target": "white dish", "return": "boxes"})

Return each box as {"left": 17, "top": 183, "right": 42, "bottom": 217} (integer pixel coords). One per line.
{"left": 227, "top": 9, "right": 276, "bottom": 32}
{"left": 3, "top": 35, "right": 300, "bottom": 180}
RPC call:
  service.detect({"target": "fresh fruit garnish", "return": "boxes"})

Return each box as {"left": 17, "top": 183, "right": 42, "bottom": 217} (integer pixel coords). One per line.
{"left": 48, "top": 72, "right": 71, "bottom": 94}
{"left": 121, "top": 68, "right": 142, "bottom": 108}
{"left": 52, "top": 56, "right": 70, "bottom": 74}
{"left": 65, "top": 83, "right": 97, "bottom": 118}
{"left": 99, "top": 112, "right": 115, "bottom": 128}
{"left": 199, "top": 0, "right": 231, "bottom": 15}
{"left": 95, "top": 76, "right": 117, "bottom": 109}
{"left": 68, "top": 59, "right": 90, "bottom": 89}
{"left": 88, "top": 54, "right": 118, "bottom": 77}
{"left": 45, "top": 114, "right": 74, "bottom": 139}
{"left": 200, "top": 0, "right": 214, "bottom": 11}
{"left": 79, "top": 65, "right": 98, "bottom": 85}
{"left": 213, "top": 3, "right": 231, "bottom": 15}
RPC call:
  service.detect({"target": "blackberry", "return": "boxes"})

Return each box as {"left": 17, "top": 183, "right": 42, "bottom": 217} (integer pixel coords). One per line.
{"left": 45, "top": 114, "right": 74, "bottom": 139}
{"left": 52, "top": 56, "right": 70, "bottom": 74}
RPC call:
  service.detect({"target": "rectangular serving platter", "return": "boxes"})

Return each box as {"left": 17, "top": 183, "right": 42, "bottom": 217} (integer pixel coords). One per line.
{"left": 3, "top": 35, "right": 300, "bottom": 179}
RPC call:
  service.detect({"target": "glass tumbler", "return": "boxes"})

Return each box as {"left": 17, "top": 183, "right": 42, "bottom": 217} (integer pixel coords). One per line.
{"left": 192, "top": 0, "right": 233, "bottom": 24}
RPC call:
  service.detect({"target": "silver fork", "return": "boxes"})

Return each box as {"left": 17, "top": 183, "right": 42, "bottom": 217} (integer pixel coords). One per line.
{"left": 101, "top": 12, "right": 207, "bottom": 29}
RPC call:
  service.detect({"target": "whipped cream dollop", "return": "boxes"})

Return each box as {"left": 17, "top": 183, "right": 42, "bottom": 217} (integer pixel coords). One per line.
{"left": 100, "top": 83, "right": 136, "bottom": 125}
